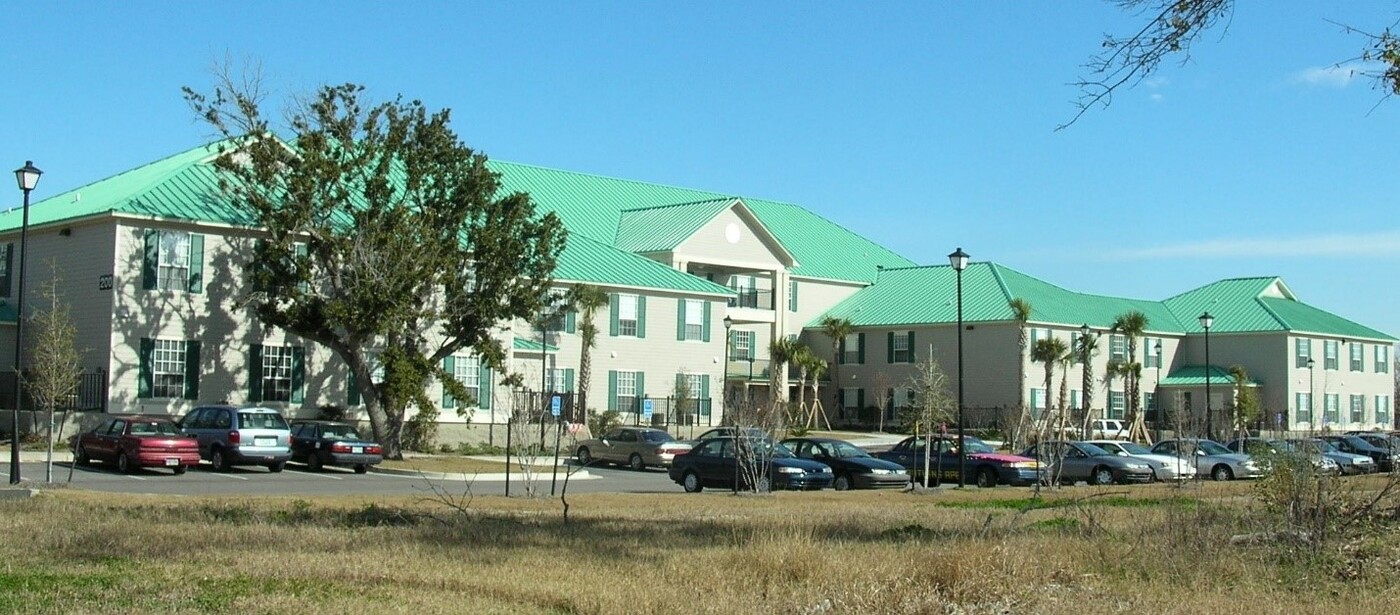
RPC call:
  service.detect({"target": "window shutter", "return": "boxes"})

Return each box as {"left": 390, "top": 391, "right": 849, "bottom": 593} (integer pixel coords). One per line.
{"left": 290, "top": 346, "right": 306, "bottom": 404}
{"left": 142, "top": 230, "right": 159, "bottom": 290}
{"left": 137, "top": 338, "right": 154, "bottom": 399}
{"left": 635, "top": 372, "right": 645, "bottom": 410}
{"left": 789, "top": 279, "right": 798, "bottom": 312}
{"left": 608, "top": 370, "right": 618, "bottom": 411}
{"left": 564, "top": 368, "right": 575, "bottom": 393}
{"left": 348, "top": 366, "right": 360, "bottom": 406}
{"left": 609, "top": 293, "right": 619, "bottom": 337}
{"left": 887, "top": 332, "right": 895, "bottom": 363}
{"left": 746, "top": 332, "right": 754, "bottom": 360}
{"left": 907, "top": 331, "right": 915, "bottom": 363}
{"left": 676, "top": 373, "right": 685, "bottom": 400}
{"left": 188, "top": 234, "right": 205, "bottom": 294}
{"left": 478, "top": 358, "right": 492, "bottom": 410}
{"left": 183, "top": 340, "right": 201, "bottom": 400}
{"left": 295, "top": 242, "right": 309, "bottom": 293}
{"left": 442, "top": 356, "right": 456, "bottom": 409}
{"left": 857, "top": 388, "right": 865, "bottom": 410}
{"left": 0, "top": 243, "right": 12, "bottom": 297}
{"left": 248, "top": 344, "right": 264, "bottom": 403}
{"left": 636, "top": 296, "right": 647, "bottom": 339}
{"left": 676, "top": 299, "right": 687, "bottom": 341}
{"left": 838, "top": 338, "right": 845, "bottom": 365}
{"left": 701, "top": 302, "right": 712, "bottom": 342}
{"left": 700, "top": 375, "right": 710, "bottom": 400}
{"left": 857, "top": 333, "right": 866, "bottom": 364}
{"left": 564, "top": 310, "right": 576, "bottom": 334}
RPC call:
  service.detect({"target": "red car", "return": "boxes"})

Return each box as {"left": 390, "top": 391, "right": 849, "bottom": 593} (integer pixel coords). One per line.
{"left": 73, "top": 415, "right": 201, "bottom": 474}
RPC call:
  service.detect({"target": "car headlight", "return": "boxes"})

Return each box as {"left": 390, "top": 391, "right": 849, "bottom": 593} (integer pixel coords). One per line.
{"left": 1125, "top": 463, "right": 1149, "bottom": 470}
{"left": 1008, "top": 461, "right": 1039, "bottom": 469}
{"left": 1243, "top": 460, "right": 1260, "bottom": 470}
{"left": 869, "top": 468, "right": 902, "bottom": 475}
{"left": 777, "top": 467, "right": 805, "bottom": 474}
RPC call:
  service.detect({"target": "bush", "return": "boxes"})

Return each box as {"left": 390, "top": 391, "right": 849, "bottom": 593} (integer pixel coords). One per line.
{"left": 587, "top": 410, "right": 621, "bottom": 438}
{"left": 402, "top": 407, "right": 439, "bottom": 453}
{"left": 316, "top": 404, "right": 348, "bottom": 421}
{"left": 455, "top": 442, "right": 505, "bottom": 456}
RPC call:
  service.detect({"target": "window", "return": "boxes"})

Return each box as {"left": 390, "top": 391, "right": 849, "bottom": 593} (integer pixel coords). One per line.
{"left": 1351, "top": 343, "right": 1364, "bottom": 372}
{"left": 152, "top": 340, "right": 187, "bottom": 398}
{"left": 0, "top": 243, "right": 11, "bottom": 297}
{"left": 1324, "top": 393, "right": 1340, "bottom": 424}
{"left": 1108, "top": 391, "right": 1125, "bottom": 419}
{"left": 730, "top": 330, "right": 754, "bottom": 360}
{"left": 1143, "top": 391, "right": 1156, "bottom": 421}
{"left": 156, "top": 231, "right": 191, "bottom": 291}
{"left": 1030, "top": 388, "right": 1047, "bottom": 417}
{"left": 1296, "top": 393, "right": 1312, "bottom": 424}
{"left": 892, "top": 387, "right": 915, "bottom": 409}
{"left": 546, "top": 368, "right": 568, "bottom": 394}
{"left": 1324, "top": 340, "right": 1339, "bottom": 370}
{"left": 1350, "top": 395, "right": 1365, "bottom": 424}
{"left": 788, "top": 279, "right": 798, "bottom": 313}
{"left": 616, "top": 371, "right": 638, "bottom": 412}
{"left": 1070, "top": 389, "right": 1082, "bottom": 411}
{"left": 1377, "top": 396, "right": 1392, "bottom": 426}
{"left": 454, "top": 355, "right": 481, "bottom": 404}
{"left": 1109, "top": 335, "right": 1126, "bottom": 362}
{"left": 841, "top": 387, "right": 863, "bottom": 410}
{"left": 1030, "top": 328, "right": 1051, "bottom": 346}
{"left": 261, "top": 345, "right": 296, "bottom": 402}
{"left": 617, "top": 294, "right": 639, "bottom": 337}
{"left": 1377, "top": 345, "right": 1390, "bottom": 374}
{"left": 682, "top": 299, "right": 704, "bottom": 341}
{"left": 891, "top": 331, "right": 913, "bottom": 363}
{"left": 1295, "top": 339, "right": 1312, "bottom": 368}
{"left": 1144, "top": 338, "right": 1162, "bottom": 368}
{"left": 841, "top": 333, "right": 862, "bottom": 364}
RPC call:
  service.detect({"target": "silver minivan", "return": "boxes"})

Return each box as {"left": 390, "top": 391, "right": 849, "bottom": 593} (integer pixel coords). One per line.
{"left": 179, "top": 405, "right": 293, "bottom": 472}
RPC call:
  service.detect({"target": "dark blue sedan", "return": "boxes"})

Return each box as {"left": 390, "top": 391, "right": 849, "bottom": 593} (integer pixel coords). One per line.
{"left": 289, "top": 420, "right": 383, "bottom": 474}
{"left": 669, "top": 437, "right": 833, "bottom": 492}
{"left": 781, "top": 437, "right": 909, "bottom": 490}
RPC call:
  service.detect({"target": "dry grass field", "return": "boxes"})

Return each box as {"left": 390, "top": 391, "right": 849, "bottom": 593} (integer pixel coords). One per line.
{"left": 2, "top": 477, "right": 1399, "bottom": 614}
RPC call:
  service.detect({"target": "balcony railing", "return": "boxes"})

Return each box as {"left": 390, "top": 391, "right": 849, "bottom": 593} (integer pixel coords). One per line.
{"left": 725, "top": 358, "right": 772, "bottom": 381}
{"left": 727, "top": 287, "right": 774, "bottom": 310}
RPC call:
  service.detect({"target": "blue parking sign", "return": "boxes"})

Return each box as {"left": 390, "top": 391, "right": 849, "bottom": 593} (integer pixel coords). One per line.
{"left": 642, "top": 398, "right": 654, "bottom": 420}
{"left": 551, "top": 395, "right": 562, "bottom": 417}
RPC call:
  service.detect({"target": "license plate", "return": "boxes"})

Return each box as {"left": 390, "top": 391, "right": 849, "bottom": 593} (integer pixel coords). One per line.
{"left": 165, "top": 458, "right": 179, "bottom": 466}
{"left": 255, "top": 437, "right": 276, "bottom": 447}
{"left": 352, "top": 446, "right": 364, "bottom": 454}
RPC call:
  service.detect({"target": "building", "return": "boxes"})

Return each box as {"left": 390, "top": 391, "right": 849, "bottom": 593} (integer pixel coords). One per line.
{"left": 0, "top": 141, "right": 1392, "bottom": 437}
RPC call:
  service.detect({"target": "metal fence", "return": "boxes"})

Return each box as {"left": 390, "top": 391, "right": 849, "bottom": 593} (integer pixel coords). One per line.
{"left": 509, "top": 390, "right": 718, "bottom": 438}
{"left": 0, "top": 369, "right": 108, "bottom": 413}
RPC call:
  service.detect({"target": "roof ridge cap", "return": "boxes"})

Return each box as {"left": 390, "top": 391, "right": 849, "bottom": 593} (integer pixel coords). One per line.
{"left": 492, "top": 159, "right": 730, "bottom": 201}
{"left": 9, "top": 141, "right": 217, "bottom": 212}
{"left": 618, "top": 197, "right": 737, "bottom": 214}
{"left": 1255, "top": 296, "right": 1291, "bottom": 331}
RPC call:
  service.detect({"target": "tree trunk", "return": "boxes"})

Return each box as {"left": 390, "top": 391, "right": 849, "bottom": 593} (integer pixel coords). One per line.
{"left": 577, "top": 343, "right": 592, "bottom": 422}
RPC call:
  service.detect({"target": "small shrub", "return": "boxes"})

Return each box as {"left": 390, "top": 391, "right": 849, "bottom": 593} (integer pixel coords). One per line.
{"left": 456, "top": 442, "right": 505, "bottom": 456}
{"left": 587, "top": 409, "right": 621, "bottom": 437}
{"left": 403, "top": 407, "right": 440, "bottom": 453}
{"left": 316, "top": 404, "right": 348, "bottom": 421}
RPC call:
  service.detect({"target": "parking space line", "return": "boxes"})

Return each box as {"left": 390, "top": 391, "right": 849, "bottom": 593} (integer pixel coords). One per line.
{"left": 285, "top": 469, "right": 343, "bottom": 480}
{"left": 203, "top": 472, "right": 249, "bottom": 480}
{"left": 125, "top": 474, "right": 148, "bottom": 481}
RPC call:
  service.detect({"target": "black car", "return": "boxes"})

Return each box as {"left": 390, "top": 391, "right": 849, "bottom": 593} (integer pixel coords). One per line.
{"left": 1347, "top": 431, "right": 1400, "bottom": 456}
{"left": 1320, "top": 435, "right": 1393, "bottom": 471}
{"left": 780, "top": 437, "right": 909, "bottom": 490}
{"left": 669, "top": 436, "right": 833, "bottom": 492}
{"left": 289, "top": 420, "right": 384, "bottom": 474}
{"left": 874, "top": 435, "right": 1044, "bottom": 487}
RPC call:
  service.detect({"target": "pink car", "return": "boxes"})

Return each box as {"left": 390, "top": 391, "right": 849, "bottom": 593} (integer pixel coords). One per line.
{"left": 73, "top": 415, "right": 201, "bottom": 474}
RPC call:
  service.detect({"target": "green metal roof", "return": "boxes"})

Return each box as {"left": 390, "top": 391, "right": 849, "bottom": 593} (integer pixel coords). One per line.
{"left": 513, "top": 337, "right": 558, "bottom": 352}
{"left": 489, "top": 161, "right": 914, "bottom": 282}
{"left": 1158, "top": 365, "right": 1258, "bottom": 387}
{"left": 556, "top": 234, "right": 730, "bottom": 295}
{"left": 615, "top": 198, "right": 736, "bottom": 252}
{"left": 812, "top": 265, "right": 1393, "bottom": 341}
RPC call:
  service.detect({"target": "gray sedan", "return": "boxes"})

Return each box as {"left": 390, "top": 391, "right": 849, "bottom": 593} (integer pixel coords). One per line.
{"left": 1151, "top": 438, "right": 1264, "bottom": 481}
{"left": 576, "top": 427, "right": 692, "bottom": 470}
{"left": 1020, "top": 441, "right": 1154, "bottom": 485}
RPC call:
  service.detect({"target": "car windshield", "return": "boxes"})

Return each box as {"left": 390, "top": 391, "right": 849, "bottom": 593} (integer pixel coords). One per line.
{"left": 1312, "top": 440, "right": 1339, "bottom": 453}
{"left": 239, "top": 412, "right": 289, "bottom": 430}
{"left": 962, "top": 440, "right": 995, "bottom": 454}
{"left": 1076, "top": 443, "right": 1113, "bottom": 456}
{"left": 1341, "top": 436, "right": 1372, "bottom": 449}
{"left": 129, "top": 421, "right": 179, "bottom": 436}
{"left": 1197, "top": 440, "right": 1232, "bottom": 455}
{"left": 829, "top": 442, "right": 869, "bottom": 458}
{"left": 1118, "top": 442, "right": 1153, "bottom": 455}
{"left": 642, "top": 431, "right": 675, "bottom": 444}
{"left": 321, "top": 426, "right": 362, "bottom": 440}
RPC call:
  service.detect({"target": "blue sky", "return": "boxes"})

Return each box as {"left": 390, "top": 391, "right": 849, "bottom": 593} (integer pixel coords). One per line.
{"left": 3, "top": 2, "right": 1399, "bottom": 338}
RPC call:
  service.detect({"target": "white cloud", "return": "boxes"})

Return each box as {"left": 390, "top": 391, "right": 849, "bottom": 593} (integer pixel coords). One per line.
{"left": 1149, "top": 93, "right": 1163, "bottom": 102}
{"left": 1112, "top": 229, "right": 1400, "bottom": 260}
{"left": 1144, "top": 76, "right": 1170, "bottom": 89}
{"left": 1291, "top": 61, "right": 1383, "bottom": 88}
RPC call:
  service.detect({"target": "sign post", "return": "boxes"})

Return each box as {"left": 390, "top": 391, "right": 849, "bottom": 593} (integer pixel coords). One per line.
{"left": 550, "top": 394, "right": 564, "bottom": 496}
{"left": 643, "top": 398, "right": 654, "bottom": 424}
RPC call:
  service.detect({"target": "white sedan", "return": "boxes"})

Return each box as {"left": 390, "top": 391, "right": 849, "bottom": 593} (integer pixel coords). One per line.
{"left": 1087, "top": 440, "right": 1197, "bottom": 481}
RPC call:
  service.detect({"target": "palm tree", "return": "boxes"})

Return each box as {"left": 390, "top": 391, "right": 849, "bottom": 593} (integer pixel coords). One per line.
{"left": 799, "top": 351, "right": 829, "bottom": 429}
{"left": 1008, "top": 299, "right": 1033, "bottom": 446}
{"left": 1075, "top": 331, "right": 1099, "bottom": 439}
{"left": 819, "top": 316, "right": 854, "bottom": 417}
{"left": 788, "top": 343, "right": 815, "bottom": 419}
{"left": 1111, "top": 311, "right": 1149, "bottom": 441}
{"left": 1031, "top": 337, "right": 1069, "bottom": 437}
{"left": 1057, "top": 349, "right": 1073, "bottom": 435}
{"left": 566, "top": 283, "right": 607, "bottom": 423}
{"left": 769, "top": 336, "right": 803, "bottom": 410}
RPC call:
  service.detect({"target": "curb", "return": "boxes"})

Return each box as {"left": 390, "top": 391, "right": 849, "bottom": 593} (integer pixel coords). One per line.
{"left": 370, "top": 466, "right": 595, "bottom": 481}
{"left": 0, "top": 488, "right": 39, "bottom": 500}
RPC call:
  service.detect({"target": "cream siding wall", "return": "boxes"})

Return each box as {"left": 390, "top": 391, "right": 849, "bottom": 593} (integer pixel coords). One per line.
{"left": 674, "top": 208, "right": 786, "bottom": 272}
{"left": 787, "top": 277, "right": 864, "bottom": 336}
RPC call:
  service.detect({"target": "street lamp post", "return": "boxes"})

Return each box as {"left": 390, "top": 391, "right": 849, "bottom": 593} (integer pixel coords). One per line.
{"left": 1199, "top": 312, "right": 1214, "bottom": 441}
{"left": 1307, "top": 357, "right": 1316, "bottom": 434}
{"left": 948, "top": 248, "right": 969, "bottom": 488}
{"left": 724, "top": 316, "right": 736, "bottom": 494}
{"left": 11, "top": 161, "right": 41, "bottom": 485}
{"left": 1154, "top": 340, "right": 1163, "bottom": 442}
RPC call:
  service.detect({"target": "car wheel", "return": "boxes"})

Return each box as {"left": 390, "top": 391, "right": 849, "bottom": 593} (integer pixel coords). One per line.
{"left": 577, "top": 447, "right": 593, "bottom": 465}
{"left": 629, "top": 454, "right": 645, "bottom": 471}
{"left": 117, "top": 453, "right": 132, "bottom": 474}
{"left": 173, "top": 465, "right": 188, "bottom": 476}
{"left": 756, "top": 476, "right": 772, "bottom": 493}
{"left": 833, "top": 474, "right": 852, "bottom": 491}
{"left": 1211, "top": 464, "right": 1234, "bottom": 481}
{"left": 306, "top": 454, "right": 323, "bottom": 472}
{"left": 354, "top": 464, "right": 369, "bottom": 474}
{"left": 1089, "top": 466, "right": 1114, "bottom": 486}
{"left": 210, "top": 448, "right": 231, "bottom": 472}
{"left": 975, "top": 466, "right": 998, "bottom": 488}
{"left": 683, "top": 471, "right": 703, "bottom": 493}
{"left": 74, "top": 446, "right": 90, "bottom": 467}
{"left": 267, "top": 462, "right": 285, "bottom": 473}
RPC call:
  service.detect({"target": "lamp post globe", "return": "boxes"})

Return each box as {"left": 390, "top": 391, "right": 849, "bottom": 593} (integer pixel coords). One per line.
{"left": 10, "top": 161, "right": 42, "bottom": 485}
{"left": 948, "top": 248, "right": 969, "bottom": 488}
